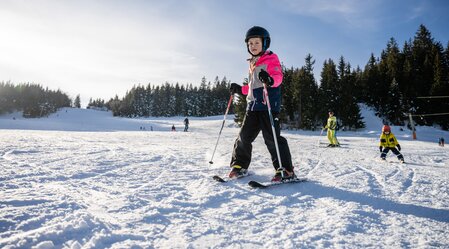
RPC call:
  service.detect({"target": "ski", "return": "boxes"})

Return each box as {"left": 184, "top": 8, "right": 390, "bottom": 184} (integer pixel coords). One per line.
{"left": 318, "top": 145, "right": 346, "bottom": 148}
{"left": 212, "top": 175, "right": 227, "bottom": 182}
{"left": 248, "top": 178, "right": 307, "bottom": 189}
{"left": 395, "top": 160, "right": 406, "bottom": 164}
{"left": 212, "top": 173, "right": 250, "bottom": 183}
{"left": 380, "top": 159, "right": 406, "bottom": 164}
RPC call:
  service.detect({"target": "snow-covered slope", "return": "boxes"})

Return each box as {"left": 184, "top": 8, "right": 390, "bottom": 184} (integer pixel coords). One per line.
{"left": 0, "top": 108, "right": 187, "bottom": 132}
{"left": 0, "top": 108, "right": 448, "bottom": 248}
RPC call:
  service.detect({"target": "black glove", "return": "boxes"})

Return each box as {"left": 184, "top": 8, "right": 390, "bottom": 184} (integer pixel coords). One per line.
{"left": 229, "top": 83, "right": 242, "bottom": 95}
{"left": 258, "top": 69, "right": 274, "bottom": 86}
{"left": 379, "top": 146, "right": 383, "bottom": 153}
{"left": 397, "top": 144, "right": 401, "bottom": 151}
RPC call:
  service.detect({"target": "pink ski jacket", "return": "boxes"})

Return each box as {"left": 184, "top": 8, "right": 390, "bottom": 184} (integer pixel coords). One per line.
{"left": 241, "top": 50, "right": 283, "bottom": 112}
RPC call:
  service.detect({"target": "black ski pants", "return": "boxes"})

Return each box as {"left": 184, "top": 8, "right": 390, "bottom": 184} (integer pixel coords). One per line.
{"left": 381, "top": 147, "right": 404, "bottom": 160}
{"left": 230, "top": 110, "right": 293, "bottom": 171}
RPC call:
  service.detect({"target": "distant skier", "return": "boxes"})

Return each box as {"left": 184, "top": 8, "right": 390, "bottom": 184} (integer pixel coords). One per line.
{"left": 439, "top": 137, "right": 445, "bottom": 147}
{"left": 228, "top": 26, "right": 296, "bottom": 182}
{"left": 323, "top": 111, "right": 340, "bottom": 147}
{"left": 379, "top": 125, "right": 404, "bottom": 163}
{"left": 171, "top": 125, "right": 176, "bottom": 132}
{"left": 184, "top": 117, "right": 189, "bottom": 132}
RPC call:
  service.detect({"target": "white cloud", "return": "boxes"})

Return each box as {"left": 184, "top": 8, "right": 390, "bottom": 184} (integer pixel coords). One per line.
{"left": 278, "top": 0, "right": 382, "bottom": 29}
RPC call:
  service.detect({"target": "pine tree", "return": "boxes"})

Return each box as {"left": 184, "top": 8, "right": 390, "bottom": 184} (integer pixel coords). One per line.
{"left": 352, "top": 66, "right": 364, "bottom": 102}
{"left": 74, "top": 95, "right": 81, "bottom": 108}
{"left": 429, "top": 42, "right": 449, "bottom": 129}
{"left": 294, "top": 54, "right": 319, "bottom": 129}
{"left": 319, "top": 59, "right": 339, "bottom": 125}
{"left": 362, "top": 54, "right": 381, "bottom": 111}
{"left": 143, "top": 83, "right": 152, "bottom": 117}
{"left": 336, "top": 57, "right": 364, "bottom": 129}
{"left": 233, "top": 78, "right": 248, "bottom": 126}
{"left": 375, "top": 38, "right": 406, "bottom": 123}
{"left": 410, "top": 25, "right": 436, "bottom": 125}
{"left": 280, "top": 65, "right": 296, "bottom": 124}
{"left": 385, "top": 78, "right": 404, "bottom": 125}
{"left": 108, "top": 95, "right": 122, "bottom": 116}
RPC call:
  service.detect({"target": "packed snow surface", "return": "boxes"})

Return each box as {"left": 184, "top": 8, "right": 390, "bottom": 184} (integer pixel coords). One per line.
{"left": 0, "top": 108, "right": 448, "bottom": 248}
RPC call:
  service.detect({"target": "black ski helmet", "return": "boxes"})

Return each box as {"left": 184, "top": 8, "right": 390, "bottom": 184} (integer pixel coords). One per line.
{"left": 245, "top": 26, "right": 270, "bottom": 55}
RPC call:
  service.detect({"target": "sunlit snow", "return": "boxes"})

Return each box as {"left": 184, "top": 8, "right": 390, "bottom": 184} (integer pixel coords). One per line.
{"left": 1, "top": 107, "right": 448, "bottom": 248}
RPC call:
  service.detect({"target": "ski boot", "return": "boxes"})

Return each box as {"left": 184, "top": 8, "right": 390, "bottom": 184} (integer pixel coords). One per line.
{"left": 228, "top": 165, "right": 248, "bottom": 179}
{"left": 271, "top": 168, "right": 296, "bottom": 182}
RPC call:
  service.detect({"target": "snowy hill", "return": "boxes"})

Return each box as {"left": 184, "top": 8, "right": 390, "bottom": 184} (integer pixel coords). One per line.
{"left": 0, "top": 108, "right": 189, "bottom": 132}
{"left": 0, "top": 107, "right": 448, "bottom": 248}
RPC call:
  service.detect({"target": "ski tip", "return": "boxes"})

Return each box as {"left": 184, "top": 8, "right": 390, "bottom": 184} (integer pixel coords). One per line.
{"left": 209, "top": 161, "right": 214, "bottom": 164}
{"left": 213, "top": 175, "right": 226, "bottom": 183}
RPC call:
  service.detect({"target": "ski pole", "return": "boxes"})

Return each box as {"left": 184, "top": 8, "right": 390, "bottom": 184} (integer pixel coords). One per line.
{"left": 317, "top": 128, "right": 324, "bottom": 146}
{"left": 209, "top": 94, "right": 234, "bottom": 164}
{"left": 262, "top": 84, "right": 284, "bottom": 178}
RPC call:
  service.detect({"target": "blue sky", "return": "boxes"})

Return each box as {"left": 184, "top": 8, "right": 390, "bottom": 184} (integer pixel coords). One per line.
{"left": 1, "top": 0, "right": 448, "bottom": 106}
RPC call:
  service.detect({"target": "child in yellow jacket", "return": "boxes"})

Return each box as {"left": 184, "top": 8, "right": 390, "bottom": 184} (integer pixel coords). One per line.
{"left": 379, "top": 125, "right": 404, "bottom": 163}
{"left": 323, "top": 111, "right": 340, "bottom": 147}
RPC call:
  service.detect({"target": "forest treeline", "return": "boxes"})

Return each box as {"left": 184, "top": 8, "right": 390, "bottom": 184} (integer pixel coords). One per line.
{"left": 0, "top": 82, "right": 71, "bottom": 118}
{"left": 1, "top": 25, "right": 448, "bottom": 129}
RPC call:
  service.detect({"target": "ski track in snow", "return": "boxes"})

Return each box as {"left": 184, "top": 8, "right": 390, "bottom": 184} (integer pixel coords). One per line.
{"left": 1, "top": 113, "right": 449, "bottom": 248}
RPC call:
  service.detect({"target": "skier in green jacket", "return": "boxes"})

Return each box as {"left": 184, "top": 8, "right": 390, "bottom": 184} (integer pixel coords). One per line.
{"left": 323, "top": 111, "right": 340, "bottom": 147}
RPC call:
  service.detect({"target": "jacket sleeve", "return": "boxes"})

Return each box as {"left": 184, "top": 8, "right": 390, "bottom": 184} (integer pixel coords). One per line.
{"left": 241, "top": 85, "right": 249, "bottom": 95}
{"left": 266, "top": 53, "right": 283, "bottom": 88}
{"left": 379, "top": 134, "right": 386, "bottom": 146}
{"left": 393, "top": 136, "right": 399, "bottom": 146}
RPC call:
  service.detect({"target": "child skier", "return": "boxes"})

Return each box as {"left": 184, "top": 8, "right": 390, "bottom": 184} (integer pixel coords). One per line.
{"left": 184, "top": 117, "right": 189, "bottom": 132}
{"left": 228, "top": 26, "right": 295, "bottom": 182}
{"left": 439, "top": 137, "right": 445, "bottom": 147}
{"left": 379, "top": 125, "right": 404, "bottom": 163}
{"left": 323, "top": 111, "right": 340, "bottom": 147}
